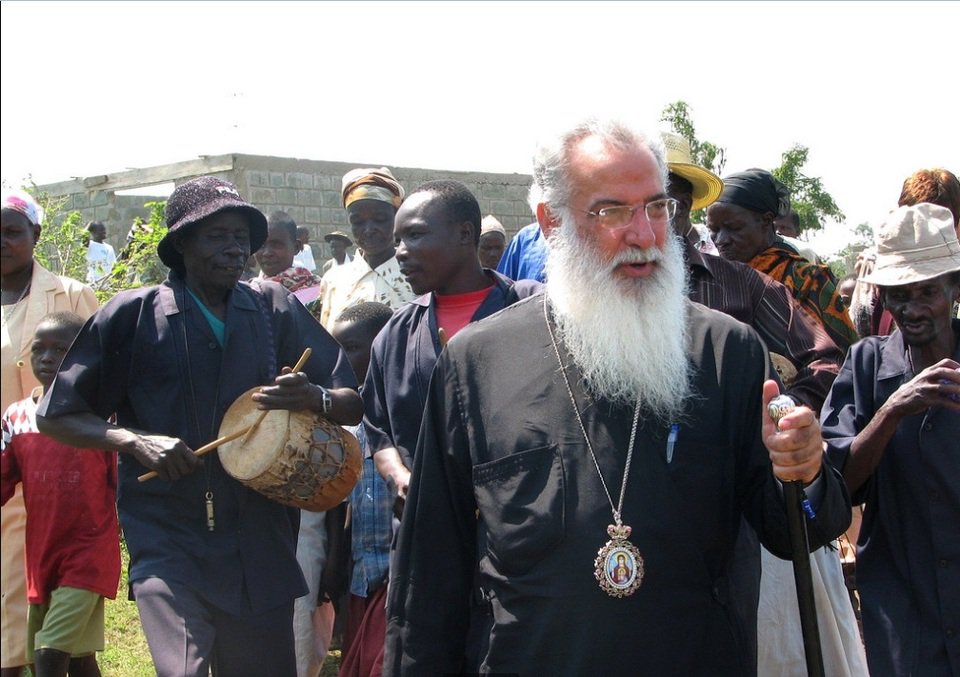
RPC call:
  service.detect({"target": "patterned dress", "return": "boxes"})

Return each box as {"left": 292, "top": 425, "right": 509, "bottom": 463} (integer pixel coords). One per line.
{"left": 749, "top": 240, "right": 859, "bottom": 350}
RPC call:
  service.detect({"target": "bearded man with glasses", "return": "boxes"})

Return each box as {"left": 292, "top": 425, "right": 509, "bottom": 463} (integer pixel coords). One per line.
{"left": 383, "top": 117, "right": 851, "bottom": 676}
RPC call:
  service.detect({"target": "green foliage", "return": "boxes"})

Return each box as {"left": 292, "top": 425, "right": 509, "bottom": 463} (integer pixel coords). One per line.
{"left": 102, "top": 200, "right": 169, "bottom": 303}
{"left": 660, "top": 101, "right": 726, "bottom": 223}
{"left": 826, "top": 221, "right": 873, "bottom": 278}
{"left": 771, "top": 145, "right": 845, "bottom": 233}
{"left": 33, "top": 191, "right": 89, "bottom": 284}
{"left": 660, "top": 100, "right": 727, "bottom": 175}
{"left": 28, "top": 184, "right": 169, "bottom": 304}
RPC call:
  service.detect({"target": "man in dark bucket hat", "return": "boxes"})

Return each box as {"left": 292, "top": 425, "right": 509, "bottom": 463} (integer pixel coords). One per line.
{"left": 37, "top": 176, "right": 363, "bottom": 676}
{"left": 158, "top": 175, "right": 269, "bottom": 272}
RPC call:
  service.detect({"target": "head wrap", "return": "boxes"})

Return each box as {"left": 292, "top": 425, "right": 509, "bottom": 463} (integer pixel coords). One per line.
{"left": 341, "top": 167, "right": 404, "bottom": 209}
{"left": 716, "top": 169, "right": 790, "bottom": 217}
{"left": 1, "top": 189, "right": 44, "bottom": 226}
{"left": 480, "top": 215, "right": 506, "bottom": 238}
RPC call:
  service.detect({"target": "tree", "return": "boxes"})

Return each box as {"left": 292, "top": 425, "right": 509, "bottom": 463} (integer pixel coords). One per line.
{"left": 660, "top": 101, "right": 726, "bottom": 176}
{"left": 827, "top": 221, "right": 873, "bottom": 278}
{"left": 28, "top": 184, "right": 168, "bottom": 304}
{"left": 771, "top": 145, "right": 845, "bottom": 234}
{"left": 660, "top": 101, "right": 726, "bottom": 224}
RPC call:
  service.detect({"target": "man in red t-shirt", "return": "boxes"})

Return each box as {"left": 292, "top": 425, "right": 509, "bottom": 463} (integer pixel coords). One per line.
{"left": 1, "top": 312, "right": 119, "bottom": 677}
{"left": 360, "top": 180, "right": 540, "bottom": 674}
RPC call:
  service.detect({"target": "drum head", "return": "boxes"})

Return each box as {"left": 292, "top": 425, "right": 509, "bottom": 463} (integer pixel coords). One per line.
{"left": 217, "top": 386, "right": 362, "bottom": 511}
{"left": 218, "top": 387, "right": 290, "bottom": 480}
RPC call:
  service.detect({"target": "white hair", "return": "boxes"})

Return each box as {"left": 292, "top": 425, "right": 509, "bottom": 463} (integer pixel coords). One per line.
{"left": 545, "top": 205, "right": 692, "bottom": 422}
{"left": 529, "top": 117, "right": 669, "bottom": 216}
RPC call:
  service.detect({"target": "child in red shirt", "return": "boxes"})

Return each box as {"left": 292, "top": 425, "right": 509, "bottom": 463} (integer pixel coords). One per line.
{"left": 1, "top": 312, "right": 119, "bottom": 677}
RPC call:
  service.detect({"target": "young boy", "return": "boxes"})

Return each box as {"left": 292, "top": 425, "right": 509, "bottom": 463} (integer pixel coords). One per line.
{"left": 329, "top": 302, "right": 394, "bottom": 677}
{"left": 1, "top": 313, "right": 120, "bottom": 677}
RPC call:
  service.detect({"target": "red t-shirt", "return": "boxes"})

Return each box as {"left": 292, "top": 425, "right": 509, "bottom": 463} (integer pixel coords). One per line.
{"left": 1, "top": 394, "right": 120, "bottom": 603}
{"left": 434, "top": 285, "right": 495, "bottom": 340}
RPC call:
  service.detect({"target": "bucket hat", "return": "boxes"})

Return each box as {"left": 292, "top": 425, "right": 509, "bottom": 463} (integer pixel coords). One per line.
{"left": 158, "top": 176, "right": 267, "bottom": 269}
{"left": 861, "top": 203, "right": 960, "bottom": 286}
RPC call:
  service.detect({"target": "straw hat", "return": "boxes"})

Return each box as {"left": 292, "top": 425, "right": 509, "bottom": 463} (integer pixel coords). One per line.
{"left": 861, "top": 203, "right": 960, "bottom": 287}
{"left": 660, "top": 132, "right": 724, "bottom": 210}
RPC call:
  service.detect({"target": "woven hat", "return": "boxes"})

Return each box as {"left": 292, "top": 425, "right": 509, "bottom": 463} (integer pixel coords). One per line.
{"left": 660, "top": 132, "right": 724, "bottom": 211}
{"left": 861, "top": 203, "right": 960, "bottom": 287}
{"left": 324, "top": 230, "right": 353, "bottom": 246}
{"left": 158, "top": 176, "right": 267, "bottom": 269}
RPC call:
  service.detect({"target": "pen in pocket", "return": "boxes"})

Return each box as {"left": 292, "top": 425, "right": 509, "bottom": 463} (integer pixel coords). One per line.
{"left": 666, "top": 424, "right": 679, "bottom": 463}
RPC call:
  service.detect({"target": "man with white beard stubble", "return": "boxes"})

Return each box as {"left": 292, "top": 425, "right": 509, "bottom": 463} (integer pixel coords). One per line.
{"left": 383, "top": 118, "right": 851, "bottom": 676}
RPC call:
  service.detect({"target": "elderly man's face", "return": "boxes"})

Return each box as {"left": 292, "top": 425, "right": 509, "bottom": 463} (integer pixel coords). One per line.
{"left": 882, "top": 274, "right": 960, "bottom": 347}
{"left": 559, "top": 136, "right": 670, "bottom": 280}
{"left": 478, "top": 231, "right": 506, "bottom": 269}
{"left": 177, "top": 211, "right": 251, "bottom": 294}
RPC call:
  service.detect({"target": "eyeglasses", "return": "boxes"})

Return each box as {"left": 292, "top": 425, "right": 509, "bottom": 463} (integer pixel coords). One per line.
{"left": 580, "top": 198, "right": 678, "bottom": 229}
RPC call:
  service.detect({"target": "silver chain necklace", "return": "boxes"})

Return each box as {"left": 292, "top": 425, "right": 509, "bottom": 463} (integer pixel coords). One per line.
{"left": 543, "top": 295, "right": 645, "bottom": 597}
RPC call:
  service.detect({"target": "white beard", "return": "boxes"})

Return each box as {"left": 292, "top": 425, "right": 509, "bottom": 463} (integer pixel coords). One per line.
{"left": 545, "top": 213, "right": 692, "bottom": 422}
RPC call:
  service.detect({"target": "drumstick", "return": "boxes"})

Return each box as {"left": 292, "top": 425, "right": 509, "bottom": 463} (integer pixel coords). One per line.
{"left": 137, "top": 425, "right": 251, "bottom": 482}
{"left": 438, "top": 327, "right": 449, "bottom": 349}
{"left": 239, "top": 347, "right": 312, "bottom": 445}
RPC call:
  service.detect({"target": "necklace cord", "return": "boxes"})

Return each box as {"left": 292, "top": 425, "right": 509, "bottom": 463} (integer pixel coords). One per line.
{"left": 543, "top": 295, "right": 641, "bottom": 524}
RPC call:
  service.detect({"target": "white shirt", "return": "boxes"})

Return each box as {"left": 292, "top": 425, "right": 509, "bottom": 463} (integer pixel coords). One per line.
{"left": 293, "top": 244, "right": 318, "bottom": 272}
{"left": 86, "top": 240, "right": 117, "bottom": 283}
{"left": 317, "top": 254, "right": 414, "bottom": 330}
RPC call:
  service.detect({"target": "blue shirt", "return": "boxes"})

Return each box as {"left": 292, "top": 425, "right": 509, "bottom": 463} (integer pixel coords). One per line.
{"left": 496, "top": 223, "right": 548, "bottom": 284}
{"left": 348, "top": 425, "right": 393, "bottom": 597}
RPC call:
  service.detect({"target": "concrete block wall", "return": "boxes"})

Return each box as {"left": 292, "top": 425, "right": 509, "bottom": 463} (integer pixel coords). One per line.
{"left": 39, "top": 154, "right": 534, "bottom": 262}
{"left": 233, "top": 155, "right": 534, "bottom": 261}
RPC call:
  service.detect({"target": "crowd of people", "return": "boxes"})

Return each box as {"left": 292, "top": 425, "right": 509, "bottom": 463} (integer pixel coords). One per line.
{"left": 1, "top": 117, "right": 957, "bottom": 677}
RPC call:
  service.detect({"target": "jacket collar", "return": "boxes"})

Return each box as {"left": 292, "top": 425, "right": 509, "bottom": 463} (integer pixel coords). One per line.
{"left": 410, "top": 269, "right": 514, "bottom": 308}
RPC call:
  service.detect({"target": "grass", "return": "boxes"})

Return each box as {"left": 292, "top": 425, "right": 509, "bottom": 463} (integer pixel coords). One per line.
{"left": 100, "top": 541, "right": 343, "bottom": 675}
{"left": 100, "top": 541, "right": 152, "bottom": 677}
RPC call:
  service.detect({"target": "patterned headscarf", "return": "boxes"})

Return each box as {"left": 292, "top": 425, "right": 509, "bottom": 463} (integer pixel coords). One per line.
{"left": 1, "top": 189, "right": 44, "bottom": 226}
{"left": 341, "top": 167, "right": 404, "bottom": 209}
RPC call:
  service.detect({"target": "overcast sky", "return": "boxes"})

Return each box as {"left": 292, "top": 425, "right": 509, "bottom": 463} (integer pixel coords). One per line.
{"left": 2, "top": 1, "right": 957, "bottom": 253}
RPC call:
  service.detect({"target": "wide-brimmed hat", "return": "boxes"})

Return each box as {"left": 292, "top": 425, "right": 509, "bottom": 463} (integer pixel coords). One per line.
{"left": 861, "top": 203, "right": 960, "bottom": 287}
{"left": 324, "top": 230, "right": 353, "bottom": 246}
{"left": 158, "top": 176, "right": 267, "bottom": 269}
{"left": 661, "top": 132, "right": 724, "bottom": 211}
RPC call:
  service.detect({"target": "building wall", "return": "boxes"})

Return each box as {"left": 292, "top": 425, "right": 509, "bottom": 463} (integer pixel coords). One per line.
{"left": 40, "top": 154, "right": 534, "bottom": 261}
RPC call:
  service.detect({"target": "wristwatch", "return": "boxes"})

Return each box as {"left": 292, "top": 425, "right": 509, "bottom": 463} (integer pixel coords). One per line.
{"left": 319, "top": 386, "right": 333, "bottom": 415}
